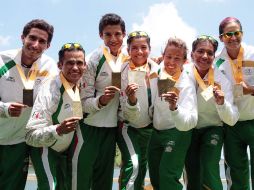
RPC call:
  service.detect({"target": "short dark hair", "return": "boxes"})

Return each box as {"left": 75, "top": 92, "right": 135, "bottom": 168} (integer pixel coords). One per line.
{"left": 58, "top": 43, "right": 85, "bottom": 62}
{"left": 192, "top": 35, "right": 218, "bottom": 53}
{"left": 219, "top": 17, "right": 242, "bottom": 35}
{"left": 22, "top": 19, "right": 54, "bottom": 44}
{"left": 163, "top": 37, "right": 188, "bottom": 60}
{"left": 127, "top": 31, "right": 151, "bottom": 49}
{"left": 99, "top": 13, "right": 125, "bottom": 35}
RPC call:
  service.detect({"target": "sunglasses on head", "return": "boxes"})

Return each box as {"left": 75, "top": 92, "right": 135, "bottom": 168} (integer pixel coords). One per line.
{"left": 128, "top": 31, "right": 149, "bottom": 38}
{"left": 197, "top": 35, "right": 218, "bottom": 46}
{"left": 61, "top": 43, "right": 83, "bottom": 50}
{"left": 220, "top": 31, "right": 242, "bottom": 39}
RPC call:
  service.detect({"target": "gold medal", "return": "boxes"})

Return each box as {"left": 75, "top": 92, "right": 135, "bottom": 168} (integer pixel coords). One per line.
{"left": 233, "top": 83, "right": 243, "bottom": 98}
{"left": 157, "top": 78, "right": 176, "bottom": 96}
{"left": 111, "top": 72, "right": 121, "bottom": 89}
{"left": 72, "top": 101, "right": 83, "bottom": 118}
{"left": 201, "top": 85, "right": 214, "bottom": 101}
{"left": 23, "top": 89, "right": 34, "bottom": 107}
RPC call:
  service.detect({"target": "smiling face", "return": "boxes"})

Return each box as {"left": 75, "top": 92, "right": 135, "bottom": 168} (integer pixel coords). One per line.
{"left": 191, "top": 40, "right": 215, "bottom": 76}
{"left": 21, "top": 28, "right": 50, "bottom": 65}
{"left": 163, "top": 45, "right": 186, "bottom": 75}
{"left": 100, "top": 24, "right": 125, "bottom": 56}
{"left": 58, "top": 50, "right": 86, "bottom": 84}
{"left": 220, "top": 21, "right": 242, "bottom": 51}
{"left": 128, "top": 37, "right": 150, "bottom": 67}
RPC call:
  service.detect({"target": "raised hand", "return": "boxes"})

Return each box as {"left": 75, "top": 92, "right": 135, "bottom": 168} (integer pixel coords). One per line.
{"left": 98, "top": 86, "right": 120, "bottom": 107}
{"left": 125, "top": 83, "right": 139, "bottom": 105}
{"left": 8, "top": 102, "right": 27, "bottom": 117}
{"left": 213, "top": 86, "right": 224, "bottom": 105}
{"left": 162, "top": 91, "right": 179, "bottom": 111}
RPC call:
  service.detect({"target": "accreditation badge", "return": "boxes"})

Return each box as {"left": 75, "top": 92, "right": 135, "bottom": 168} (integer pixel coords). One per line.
{"left": 233, "top": 83, "right": 243, "bottom": 98}
{"left": 72, "top": 101, "right": 83, "bottom": 119}
{"left": 23, "top": 89, "right": 34, "bottom": 107}
{"left": 201, "top": 85, "right": 213, "bottom": 101}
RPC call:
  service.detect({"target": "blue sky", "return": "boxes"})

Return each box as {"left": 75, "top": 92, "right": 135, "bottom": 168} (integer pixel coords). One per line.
{"left": 0, "top": 0, "right": 253, "bottom": 60}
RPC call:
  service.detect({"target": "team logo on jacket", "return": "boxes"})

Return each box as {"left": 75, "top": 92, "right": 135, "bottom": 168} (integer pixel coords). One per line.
{"left": 6, "top": 76, "right": 15, "bottom": 82}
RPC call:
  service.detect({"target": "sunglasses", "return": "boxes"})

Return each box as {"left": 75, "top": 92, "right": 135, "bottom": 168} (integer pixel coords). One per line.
{"left": 220, "top": 31, "right": 242, "bottom": 39}
{"left": 128, "top": 31, "right": 149, "bottom": 38}
{"left": 61, "top": 43, "right": 83, "bottom": 50}
{"left": 197, "top": 35, "right": 218, "bottom": 46}
{"left": 198, "top": 35, "right": 218, "bottom": 43}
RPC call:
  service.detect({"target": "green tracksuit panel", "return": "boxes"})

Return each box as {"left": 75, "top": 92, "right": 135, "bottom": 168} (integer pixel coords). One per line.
{"left": 185, "top": 127, "right": 224, "bottom": 190}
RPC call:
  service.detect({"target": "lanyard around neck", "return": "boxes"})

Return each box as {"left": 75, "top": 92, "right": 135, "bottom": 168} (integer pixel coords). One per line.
{"left": 16, "top": 63, "right": 38, "bottom": 89}
{"left": 60, "top": 72, "right": 80, "bottom": 101}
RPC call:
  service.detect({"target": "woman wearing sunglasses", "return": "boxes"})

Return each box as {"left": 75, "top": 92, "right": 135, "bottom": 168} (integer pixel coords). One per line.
{"left": 183, "top": 35, "right": 239, "bottom": 190}
{"left": 215, "top": 17, "right": 254, "bottom": 190}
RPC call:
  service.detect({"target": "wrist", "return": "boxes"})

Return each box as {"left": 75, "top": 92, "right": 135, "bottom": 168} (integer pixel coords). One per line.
{"left": 128, "top": 97, "right": 137, "bottom": 106}
{"left": 98, "top": 96, "right": 107, "bottom": 108}
{"left": 56, "top": 125, "right": 63, "bottom": 136}
{"left": 170, "top": 105, "right": 178, "bottom": 111}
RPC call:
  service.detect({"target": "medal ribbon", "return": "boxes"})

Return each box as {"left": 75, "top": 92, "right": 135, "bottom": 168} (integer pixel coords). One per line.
{"left": 161, "top": 67, "right": 181, "bottom": 82}
{"left": 16, "top": 63, "right": 38, "bottom": 89}
{"left": 228, "top": 46, "right": 244, "bottom": 83}
{"left": 102, "top": 47, "right": 128, "bottom": 72}
{"left": 194, "top": 66, "right": 214, "bottom": 91}
{"left": 60, "top": 72, "right": 80, "bottom": 101}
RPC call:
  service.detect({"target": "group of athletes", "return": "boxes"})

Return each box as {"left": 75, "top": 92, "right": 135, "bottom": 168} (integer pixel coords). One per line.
{"left": 0, "top": 12, "right": 254, "bottom": 190}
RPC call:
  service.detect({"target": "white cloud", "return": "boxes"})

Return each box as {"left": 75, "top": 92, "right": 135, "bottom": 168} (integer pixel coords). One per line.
{"left": 0, "top": 35, "right": 11, "bottom": 47}
{"left": 131, "top": 2, "right": 197, "bottom": 56}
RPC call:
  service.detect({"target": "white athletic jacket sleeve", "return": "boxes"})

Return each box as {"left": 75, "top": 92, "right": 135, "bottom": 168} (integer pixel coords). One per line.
{"left": 80, "top": 49, "right": 102, "bottom": 113}
{"left": 170, "top": 66, "right": 198, "bottom": 131}
{"left": 25, "top": 79, "right": 62, "bottom": 147}
{"left": 214, "top": 68, "right": 239, "bottom": 126}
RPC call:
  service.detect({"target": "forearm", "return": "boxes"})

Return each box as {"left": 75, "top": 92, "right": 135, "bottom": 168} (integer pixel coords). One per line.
{"left": 25, "top": 122, "right": 59, "bottom": 147}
